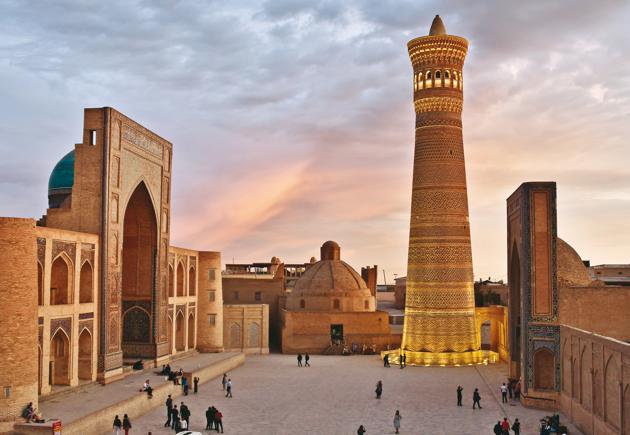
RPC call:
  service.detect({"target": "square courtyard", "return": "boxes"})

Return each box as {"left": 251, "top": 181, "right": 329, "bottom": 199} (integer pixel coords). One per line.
{"left": 131, "top": 354, "right": 581, "bottom": 435}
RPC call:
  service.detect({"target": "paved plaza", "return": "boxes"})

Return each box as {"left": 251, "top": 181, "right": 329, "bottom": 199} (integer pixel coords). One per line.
{"left": 131, "top": 354, "right": 582, "bottom": 435}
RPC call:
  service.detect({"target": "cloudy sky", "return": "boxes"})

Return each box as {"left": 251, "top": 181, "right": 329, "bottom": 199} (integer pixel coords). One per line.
{"left": 1, "top": 0, "right": 629, "bottom": 282}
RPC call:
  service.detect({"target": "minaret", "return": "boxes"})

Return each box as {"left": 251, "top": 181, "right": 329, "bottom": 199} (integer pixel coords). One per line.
{"left": 399, "top": 15, "right": 489, "bottom": 365}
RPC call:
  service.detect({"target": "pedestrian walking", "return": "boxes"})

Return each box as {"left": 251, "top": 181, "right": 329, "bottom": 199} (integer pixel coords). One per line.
{"left": 508, "top": 380, "right": 513, "bottom": 399}
{"left": 122, "top": 414, "right": 132, "bottom": 435}
{"left": 375, "top": 380, "right": 383, "bottom": 399}
{"left": 113, "top": 415, "right": 122, "bottom": 435}
{"left": 457, "top": 385, "right": 463, "bottom": 406}
{"left": 172, "top": 414, "right": 181, "bottom": 433}
{"left": 402, "top": 353, "right": 406, "bottom": 368}
{"left": 164, "top": 394, "right": 173, "bottom": 427}
{"left": 193, "top": 376, "right": 199, "bottom": 394}
{"left": 225, "top": 378, "right": 233, "bottom": 397}
{"left": 215, "top": 409, "right": 224, "bottom": 433}
{"left": 297, "top": 352, "right": 303, "bottom": 367}
{"left": 170, "top": 405, "right": 179, "bottom": 429}
{"left": 182, "top": 376, "right": 189, "bottom": 396}
{"left": 501, "top": 417, "right": 510, "bottom": 434}
{"left": 180, "top": 402, "right": 190, "bottom": 428}
{"left": 511, "top": 418, "right": 520, "bottom": 435}
{"left": 399, "top": 352, "right": 404, "bottom": 369}
{"left": 383, "top": 353, "right": 390, "bottom": 367}
{"left": 494, "top": 421, "right": 502, "bottom": 435}
{"left": 501, "top": 383, "right": 508, "bottom": 403}
{"left": 305, "top": 353, "right": 310, "bottom": 366}
{"left": 206, "top": 406, "right": 216, "bottom": 430}
{"left": 393, "top": 410, "right": 402, "bottom": 434}
{"left": 473, "top": 388, "right": 482, "bottom": 409}
{"left": 357, "top": 425, "right": 366, "bottom": 435}
{"left": 222, "top": 373, "right": 228, "bottom": 390}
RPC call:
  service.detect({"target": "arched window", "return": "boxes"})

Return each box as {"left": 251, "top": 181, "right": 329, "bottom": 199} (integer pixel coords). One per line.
{"left": 418, "top": 72, "right": 424, "bottom": 90}
{"left": 413, "top": 74, "right": 417, "bottom": 91}
{"left": 435, "top": 70, "right": 441, "bottom": 79}
{"left": 79, "top": 261, "right": 93, "bottom": 303}
{"left": 299, "top": 299, "right": 305, "bottom": 309}
{"left": 177, "top": 262, "right": 184, "bottom": 297}
{"left": 435, "top": 70, "right": 442, "bottom": 87}
{"left": 168, "top": 264, "right": 174, "bottom": 298}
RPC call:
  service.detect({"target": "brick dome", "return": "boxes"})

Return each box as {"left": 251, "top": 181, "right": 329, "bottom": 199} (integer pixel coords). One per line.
{"left": 557, "top": 238, "right": 597, "bottom": 287}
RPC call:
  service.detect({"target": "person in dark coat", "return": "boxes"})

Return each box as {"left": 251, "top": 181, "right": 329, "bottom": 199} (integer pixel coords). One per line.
{"left": 214, "top": 409, "right": 224, "bottom": 433}
{"left": 375, "top": 380, "right": 383, "bottom": 399}
{"left": 122, "top": 414, "right": 132, "bottom": 435}
{"left": 305, "top": 353, "right": 310, "bottom": 366}
{"left": 193, "top": 376, "right": 199, "bottom": 393}
{"left": 473, "top": 388, "right": 482, "bottom": 409}
{"left": 113, "top": 415, "right": 122, "bottom": 435}
{"left": 493, "top": 421, "right": 502, "bottom": 435}
{"left": 383, "top": 354, "right": 390, "bottom": 367}
{"left": 206, "top": 406, "right": 216, "bottom": 430}
{"left": 297, "top": 353, "right": 303, "bottom": 367}
{"left": 170, "top": 405, "right": 179, "bottom": 429}
{"left": 457, "top": 385, "right": 463, "bottom": 406}
{"left": 357, "top": 425, "right": 366, "bottom": 435}
{"left": 164, "top": 394, "right": 173, "bottom": 427}
{"left": 180, "top": 402, "right": 190, "bottom": 427}
{"left": 512, "top": 418, "right": 521, "bottom": 435}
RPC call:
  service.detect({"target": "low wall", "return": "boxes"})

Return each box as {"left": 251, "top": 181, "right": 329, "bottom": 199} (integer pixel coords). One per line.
{"left": 15, "top": 353, "right": 244, "bottom": 435}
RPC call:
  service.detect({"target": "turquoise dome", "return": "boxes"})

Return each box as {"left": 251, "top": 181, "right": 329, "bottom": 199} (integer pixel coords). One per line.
{"left": 48, "top": 150, "right": 75, "bottom": 193}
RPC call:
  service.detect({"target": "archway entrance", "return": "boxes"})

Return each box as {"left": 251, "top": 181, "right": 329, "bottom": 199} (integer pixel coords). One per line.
{"left": 50, "top": 255, "right": 72, "bottom": 305}
{"left": 167, "top": 315, "right": 173, "bottom": 352}
{"left": 78, "top": 329, "right": 92, "bottom": 380}
{"left": 175, "top": 312, "right": 185, "bottom": 352}
{"left": 509, "top": 243, "right": 521, "bottom": 378}
{"left": 534, "top": 348, "right": 555, "bottom": 390}
{"left": 50, "top": 329, "right": 70, "bottom": 386}
{"left": 480, "top": 321, "right": 491, "bottom": 350}
{"left": 122, "top": 182, "right": 157, "bottom": 358}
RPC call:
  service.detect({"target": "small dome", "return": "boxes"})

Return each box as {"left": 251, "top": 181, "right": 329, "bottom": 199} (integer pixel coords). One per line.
{"left": 309, "top": 256, "right": 317, "bottom": 264}
{"left": 294, "top": 260, "right": 370, "bottom": 295}
{"left": 429, "top": 15, "right": 447, "bottom": 36}
{"left": 48, "top": 150, "right": 75, "bottom": 193}
{"left": 557, "top": 238, "right": 597, "bottom": 287}
{"left": 320, "top": 240, "right": 341, "bottom": 261}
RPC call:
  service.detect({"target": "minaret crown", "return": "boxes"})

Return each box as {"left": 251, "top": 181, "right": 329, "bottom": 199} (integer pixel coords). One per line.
{"left": 429, "top": 15, "right": 447, "bottom": 35}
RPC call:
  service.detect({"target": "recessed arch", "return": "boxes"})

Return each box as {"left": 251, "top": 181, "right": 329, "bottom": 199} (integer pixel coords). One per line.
{"left": 78, "top": 328, "right": 92, "bottom": 380}
{"left": 79, "top": 260, "right": 93, "bottom": 303}
{"left": 533, "top": 347, "right": 555, "bottom": 390}
{"left": 175, "top": 311, "right": 185, "bottom": 351}
{"left": 509, "top": 241, "right": 521, "bottom": 378}
{"left": 121, "top": 181, "right": 157, "bottom": 358}
{"left": 177, "top": 261, "right": 185, "bottom": 297}
{"left": 50, "top": 253, "right": 73, "bottom": 305}
{"left": 604, "top": 355, "right": 620, "bottom": 427}
{"left": 168, "top": 264, "right": 174, "bottom": 297}
{"left": 187, "top": 312, "right": 195, "bottom": 349}
{"left": 50, "top": 328, "right": 70, "bottom": 385}
{"left": 167, "top": 314, "right": 173, "bottom": 352}
{"left": 188, "top": 267, "right": 196, "bottom": 296}
{"left": 37, "top": 261, "right": 44, "bottom": 306}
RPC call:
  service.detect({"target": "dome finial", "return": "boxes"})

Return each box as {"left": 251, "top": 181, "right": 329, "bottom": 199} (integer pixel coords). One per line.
{"left": 429, "top": 14, "right": 446, "bottom": 36}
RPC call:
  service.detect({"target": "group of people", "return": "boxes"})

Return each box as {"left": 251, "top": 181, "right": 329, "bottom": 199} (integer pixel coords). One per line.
{"left": 164, "top": 396, "right": 192, "bottom": 432}
{"left": 296, "top": 352, "right": 310, "bottom": 366}
{"left": 159, "top": 364, "right": 186, "bottom": 387}
{"left": 205, "top": 405, "right": 224, "bottom": 433}
{"left": 500, "top": 378, "right": 521, "bottom": 402}
{"left": 382, "top": 352, "right": 406, "bottom": 368}
{"left": 112, "top": 414, "right": 132, "bottom": 435}
{"left": 455, "top": 385, "right": 484, "bottom": 409}
{"left": 494, "top": 417, "right": 521, "bottom": 435}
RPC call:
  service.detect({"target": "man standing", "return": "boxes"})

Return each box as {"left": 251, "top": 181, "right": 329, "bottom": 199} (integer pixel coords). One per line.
{"left": 297, "top": 352, "right": 303, "bottom": 367}
{"left": 193, "top": 376, "right": 199, "bottom": 394}
{"left": 225, "top": 379, "right": 233, "bottom": 398}
{"left": 500, "top": 383, "right": 508, "bottom": 403}
{"left": 222, "top": 373, "right": 228, "bottom": 390}
{"left": 493, "top": 421, "right": 502, "bottom": 435}
{"left": 170, "top": 405, "right": 179, "bottom": 429}
{"left": 180, "top": 402, "right": 190, "bottom": 428}
{"left": 399, "top": 352, "right": 404, "bottom": 369}
{"left": 456, "top": 385, "right": 463, "bottom": 406}
{"left": 383, "top": 354, "right": 389, "bottom": 367}
{"left": 305, "top": 353, "right": 310, "bottom": 366}
{"left": 507, "top": 380, "right": 513, "bottom": 399}
{"left": 206, "top": 406, "right": 216, "bottom": 430}
{"left": 473, "top": 388, "right": 482, "bottom": 409}
{"left": 500, "top": 417, "right": 510, "bottom": 434}
{"left": 511, "top": 418, "right": 521, "bottom": 435}
{"left": 164, "top": 394, "right": 173, "bottom": 427}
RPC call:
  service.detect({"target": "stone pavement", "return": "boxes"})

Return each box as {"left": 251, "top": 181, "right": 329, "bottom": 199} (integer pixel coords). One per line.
{"left": 132, "top": 354, "right": 583, "bottom": 435}
{"left": 38, "top": 352, "right": 241, "bottom": 426}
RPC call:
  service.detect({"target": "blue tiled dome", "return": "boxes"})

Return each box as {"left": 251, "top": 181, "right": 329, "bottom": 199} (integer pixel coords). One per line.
{"left": 48, "top": 150, "right": 75, "bottom": 194}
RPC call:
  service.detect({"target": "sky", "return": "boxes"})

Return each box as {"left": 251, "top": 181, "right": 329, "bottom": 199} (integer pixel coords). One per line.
{"left": 1, "top": 0, "right": 629, "bottom": 283}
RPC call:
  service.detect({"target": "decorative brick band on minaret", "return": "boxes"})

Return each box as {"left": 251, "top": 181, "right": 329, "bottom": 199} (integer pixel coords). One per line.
{"left": 395, "top": 15, "right": 494, "bottom": 365}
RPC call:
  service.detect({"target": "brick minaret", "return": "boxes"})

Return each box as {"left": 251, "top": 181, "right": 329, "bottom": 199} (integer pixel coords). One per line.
{"left": 400, "top": 16, "right": 485, "bottom": 365}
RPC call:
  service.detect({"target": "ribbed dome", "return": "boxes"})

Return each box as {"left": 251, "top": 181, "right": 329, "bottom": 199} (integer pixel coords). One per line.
{"left": 294, "top": 260, "right": 369, "bottom": 295}
{"left": 48, "top": 150, "right": 75, "bottom": 193}
{"left": 557, "top": 238, "right": 597, "bottom": 287}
